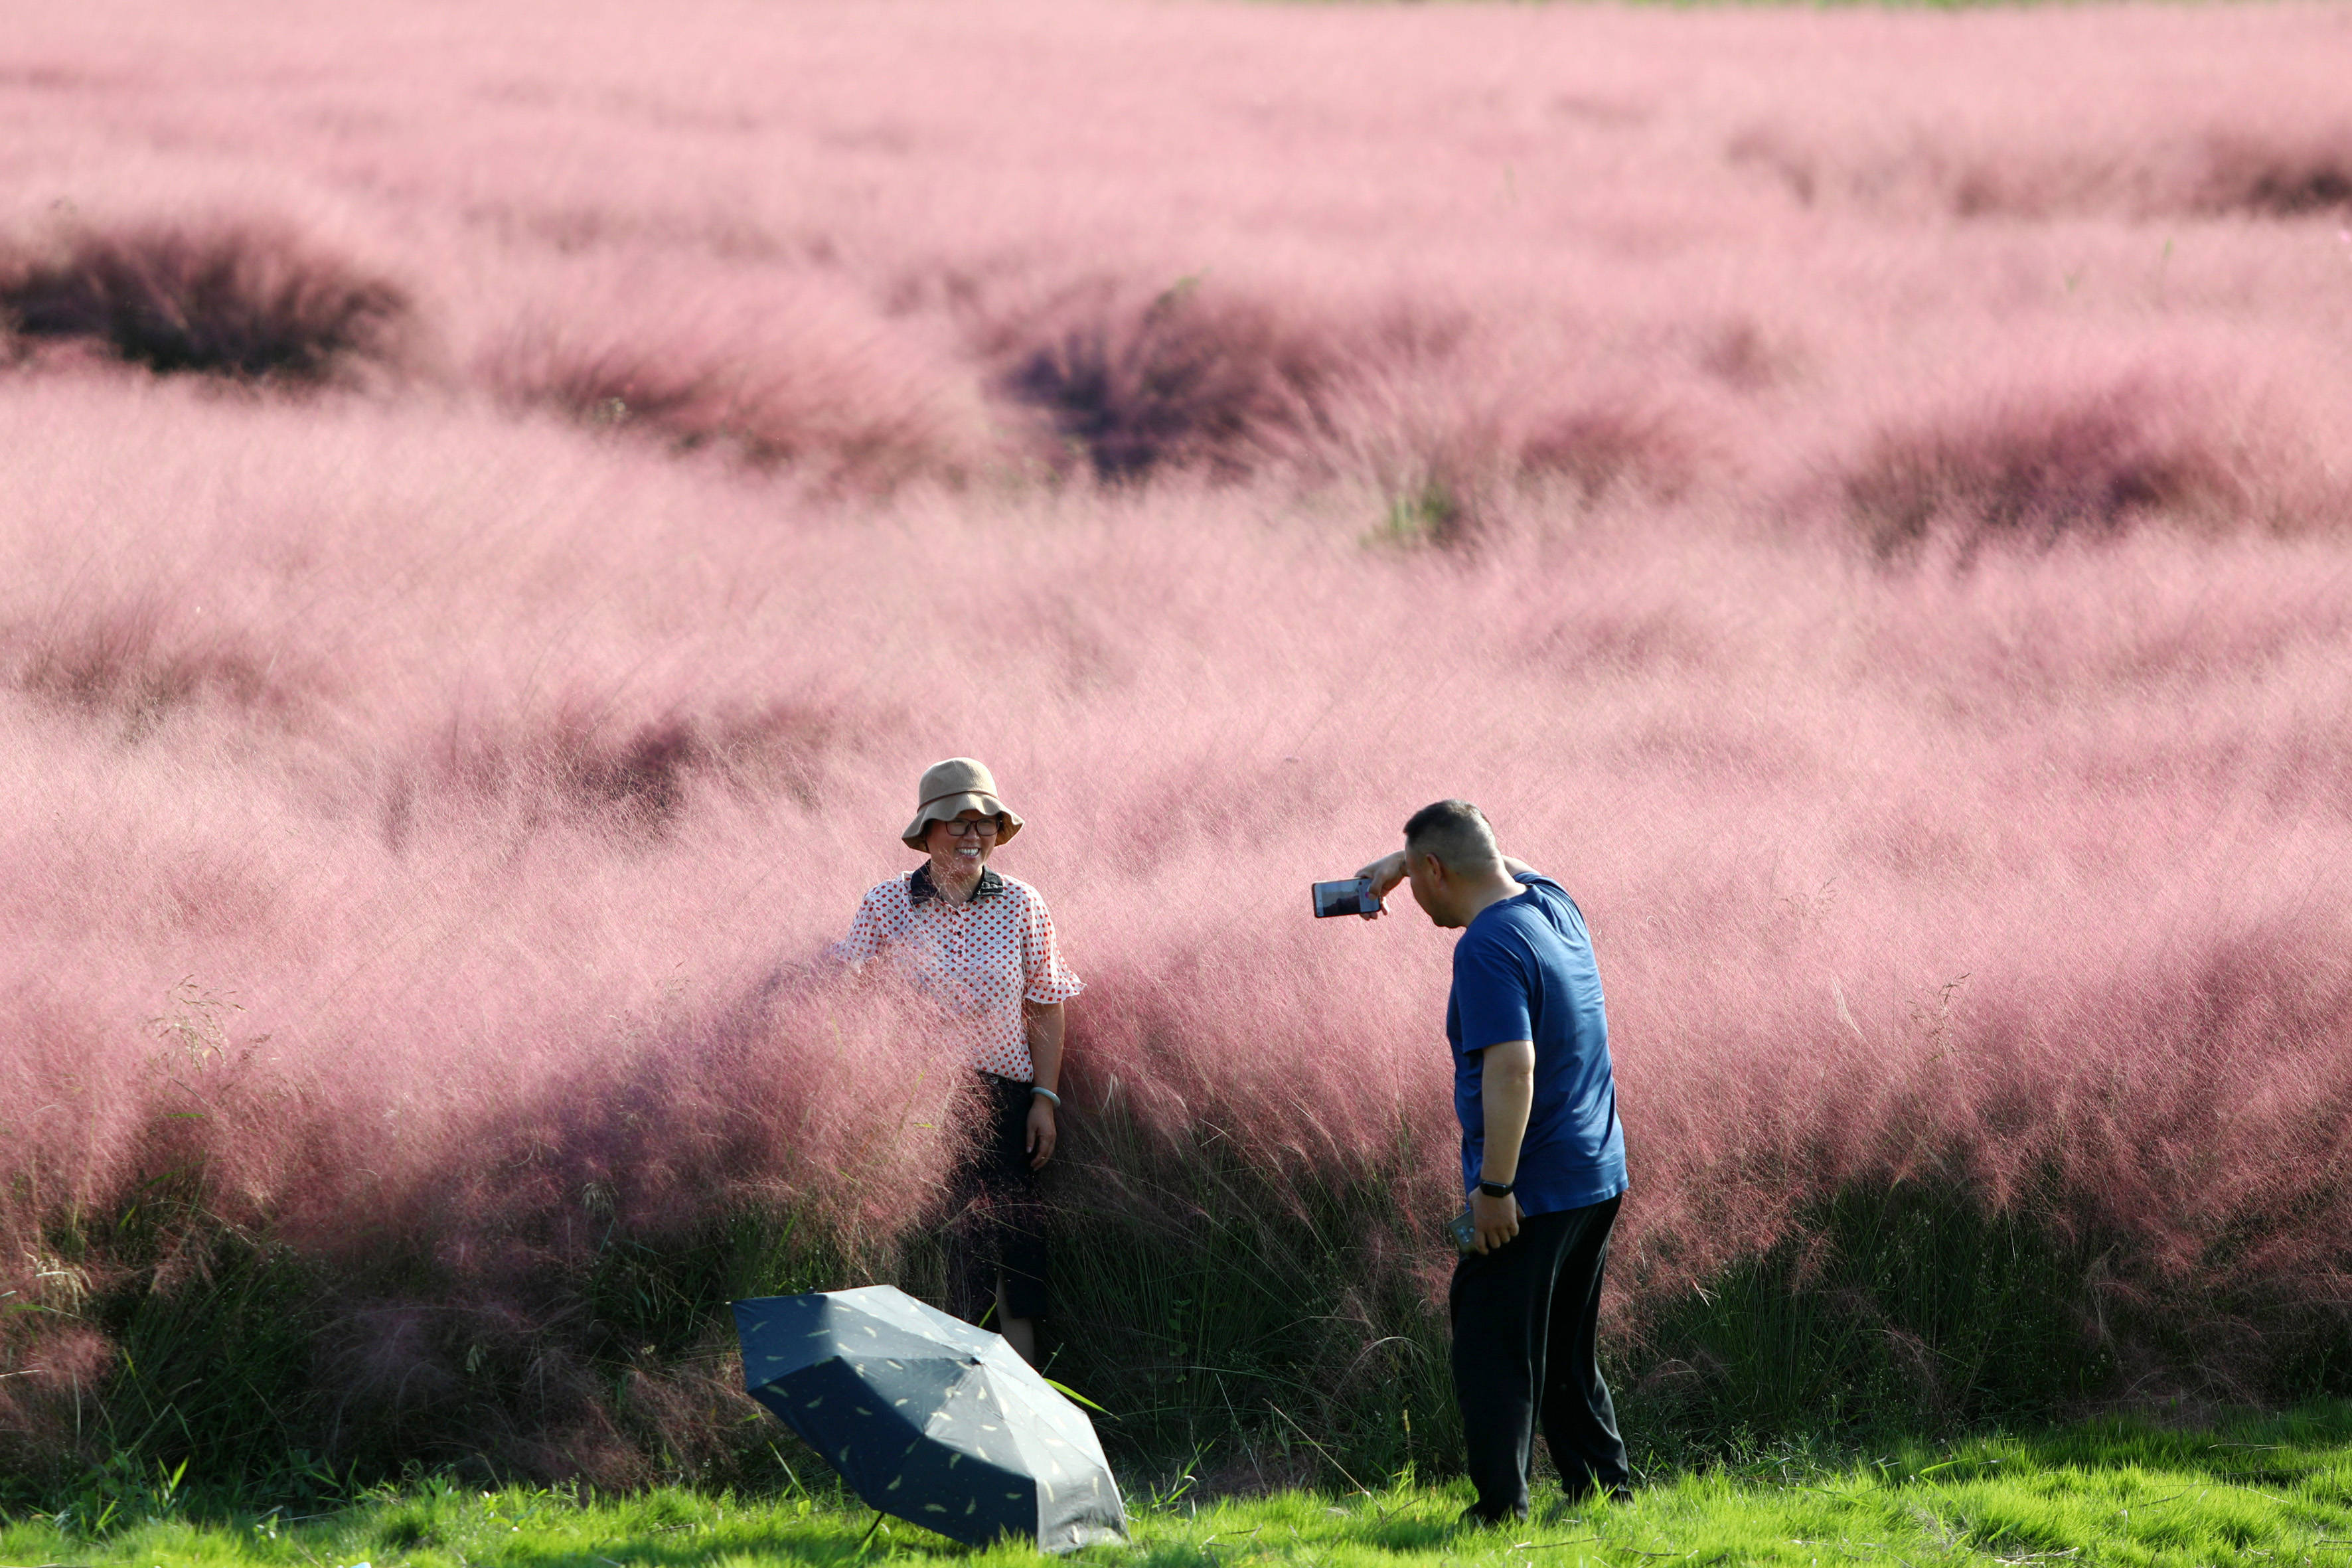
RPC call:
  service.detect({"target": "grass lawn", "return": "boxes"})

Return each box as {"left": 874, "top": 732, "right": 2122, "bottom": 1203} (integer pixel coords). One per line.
{"left": 12, "top": 1405, "right": 2352, "bottom": 1568}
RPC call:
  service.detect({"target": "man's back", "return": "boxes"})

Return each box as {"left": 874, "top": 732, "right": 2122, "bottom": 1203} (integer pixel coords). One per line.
{"left": 1446, "top": 872, "right": 1627, "bottom": 1215}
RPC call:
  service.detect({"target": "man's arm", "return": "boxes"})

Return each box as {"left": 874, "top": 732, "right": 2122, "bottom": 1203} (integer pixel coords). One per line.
{"left": 1469, "top": 1039, "right": 1534, "bottom": 1253}
{"left": 1356, "top": 848, "right": 1407, "bottom": 905}
{"left": 1352, "top": 849, "right": 1535, "bottom": 917}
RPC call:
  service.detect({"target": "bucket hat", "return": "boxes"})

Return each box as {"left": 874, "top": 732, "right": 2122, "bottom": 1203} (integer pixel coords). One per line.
{"left": 903, "top": 757, "right": 1024, "bottom": 849}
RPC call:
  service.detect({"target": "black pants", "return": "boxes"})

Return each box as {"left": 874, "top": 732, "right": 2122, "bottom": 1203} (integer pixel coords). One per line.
{"left": 1449, "top": 1194, "right": 1628, "bottom": 1520}
{"left": 945, "top": 1071, "right": 1050, "bottom": 1324}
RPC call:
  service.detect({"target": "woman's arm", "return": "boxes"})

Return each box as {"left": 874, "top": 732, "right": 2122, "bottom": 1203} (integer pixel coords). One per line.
{"left": 828, "top": 882, "right": 898, "bottom": 968}
{"left": 1017, "top": 888, "right": 1081, "bottom": 1169}
{"left": 1024, "top": 1000, "right": 1064, "bottom": 1169}
{"left": 1026, "top": 1000, "right": 1065, "bottom": 1096}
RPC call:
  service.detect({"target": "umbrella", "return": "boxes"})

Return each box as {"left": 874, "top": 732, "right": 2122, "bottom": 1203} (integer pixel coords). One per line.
{"left": 733, "top": 1285, "right": 1128, "bottom": 1553}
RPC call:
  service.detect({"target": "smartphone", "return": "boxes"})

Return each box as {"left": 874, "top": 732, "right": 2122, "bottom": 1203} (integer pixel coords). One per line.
{"left": 1446, "top": 1206, "right": 1479, "bottom": 1256}
{"left": 1312, "top": 878, "right": 1382, "bottom": 918}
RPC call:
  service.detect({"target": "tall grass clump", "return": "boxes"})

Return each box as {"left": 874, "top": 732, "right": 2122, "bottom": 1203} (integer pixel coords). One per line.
{"left": 0, "top": 220, "right": 408, "bottom": 384}
{"left": 1838, "top": 377, "right": 2242, "bottom": 562}
{"left": 2, "top": 0, "right": 2351, "bottom": 1506}
{"left": 986, "top": 281, "right": 1345, "bottom": 482}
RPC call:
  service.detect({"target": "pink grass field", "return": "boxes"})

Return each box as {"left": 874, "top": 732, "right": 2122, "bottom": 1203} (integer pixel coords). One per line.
{"left": 4, "top": 0, "right": 2352, "bottom": 1478}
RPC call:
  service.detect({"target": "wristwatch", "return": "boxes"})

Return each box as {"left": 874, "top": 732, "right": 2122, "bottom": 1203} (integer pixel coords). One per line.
{"left": 1477, "top": 1179, "right": 1515, "bottom": 1198}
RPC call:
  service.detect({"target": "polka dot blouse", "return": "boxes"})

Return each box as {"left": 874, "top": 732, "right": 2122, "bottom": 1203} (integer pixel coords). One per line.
{"left": 831, "top": 864, "right": 1084, "bottom": 1081}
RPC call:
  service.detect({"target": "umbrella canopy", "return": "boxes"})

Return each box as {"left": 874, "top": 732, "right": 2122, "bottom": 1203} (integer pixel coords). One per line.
{"left": 733, "top": 1285, "right": 1127, "bottom": 1553}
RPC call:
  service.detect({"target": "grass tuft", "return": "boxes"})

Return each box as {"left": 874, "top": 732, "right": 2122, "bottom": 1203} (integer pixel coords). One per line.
{"left": 992, "top": 281, "right": 1340, "bottom": 483}
{"left": 0, "top": 219, "right": 408, "bottom": 384}
{"left": 1840, "top": 378, "right": 2242, "bottom": 562}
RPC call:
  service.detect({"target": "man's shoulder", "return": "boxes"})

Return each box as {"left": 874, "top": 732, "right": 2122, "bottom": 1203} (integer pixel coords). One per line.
{"left": 1479, "top": 873, "right": 1569, "bottom": 925}
{"left": 1492, "top": 875, "right": 1590, "bottom": 954}
{"left": 1512, "top": 870, "right": 1573, "bottom": 900}
{"left": 1459, "top": 894, "right": 1543, "bottom": 966}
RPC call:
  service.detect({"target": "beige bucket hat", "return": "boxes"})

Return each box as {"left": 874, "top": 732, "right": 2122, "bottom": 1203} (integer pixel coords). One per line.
{"left": 902, "top": 757, "right": 1024, "bottom": 848}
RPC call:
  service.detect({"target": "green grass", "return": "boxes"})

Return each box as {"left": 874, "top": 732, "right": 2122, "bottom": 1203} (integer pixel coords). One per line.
{"left": 13, "top": 1404, "right": 2352, "bottom": 1567}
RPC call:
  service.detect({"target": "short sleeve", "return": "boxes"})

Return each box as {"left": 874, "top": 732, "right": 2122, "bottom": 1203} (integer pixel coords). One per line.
{"left": 829, "top": 882, "right": 899, "bottom": 968}
{"left": 1452, "top": 929, "right": 1532, "bottom": 1055}
{"left": 1020, "top": 888, "right": 1083, "bottom": 1005}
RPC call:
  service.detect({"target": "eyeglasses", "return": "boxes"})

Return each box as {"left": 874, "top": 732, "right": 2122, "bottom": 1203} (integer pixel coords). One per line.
{"left": 939, "top": 817, "right": 1002, "bottom": 838}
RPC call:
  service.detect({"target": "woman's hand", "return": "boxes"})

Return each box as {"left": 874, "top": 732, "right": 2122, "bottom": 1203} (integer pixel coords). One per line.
{"left": 1353, "top": 849, "right": 1409, "bottom": 918}
{"left": 1026, "top": 1096, "right": 1058, "bottom": 1170}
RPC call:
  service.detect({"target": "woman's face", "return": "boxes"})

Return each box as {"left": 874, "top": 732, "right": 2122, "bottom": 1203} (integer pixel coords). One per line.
{"left": 924, "top": 811, "right": 1002, "bottom": 871}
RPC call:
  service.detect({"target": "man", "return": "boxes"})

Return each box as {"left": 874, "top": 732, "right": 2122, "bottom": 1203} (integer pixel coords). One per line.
{"left": 1356, "top": 799, "right": 1631, "bottom": 1522}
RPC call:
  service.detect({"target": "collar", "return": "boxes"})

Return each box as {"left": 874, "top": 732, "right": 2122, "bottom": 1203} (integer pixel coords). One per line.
{"left": 909, "top": 862, "right": 1006, "bottom": 906}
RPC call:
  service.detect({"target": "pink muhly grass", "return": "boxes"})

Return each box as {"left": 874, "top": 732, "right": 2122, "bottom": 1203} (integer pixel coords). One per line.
{"left": 473, "top": 263, "right": 998, "bottom": 492}
{"left": 2, "top": 0, "right": 2352, "bottom": 1480}
{"left": 1838, "top": 374, "right": 2248, "bottom": 563}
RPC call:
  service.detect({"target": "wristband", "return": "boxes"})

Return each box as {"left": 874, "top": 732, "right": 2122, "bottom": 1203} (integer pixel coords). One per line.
{"left": 1030, "top": 1086, "right": 1061, "bottom": 1108}
{"left": 1477, "top": 1179, "right": 1514, "bottom": 1198}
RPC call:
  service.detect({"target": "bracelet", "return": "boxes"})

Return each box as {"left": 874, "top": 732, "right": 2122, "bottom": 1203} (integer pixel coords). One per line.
{"left": 1030, "top": 1086, "right": 1062, "bottom": 1108}
{"left": 1477, "top": 1179, "right": 1514, "bottom": 1198}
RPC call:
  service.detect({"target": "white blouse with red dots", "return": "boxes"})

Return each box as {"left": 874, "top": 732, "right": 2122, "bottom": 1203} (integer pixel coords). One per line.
{"left": 830, "top": 864, "right": 1083, "bottom": 1081}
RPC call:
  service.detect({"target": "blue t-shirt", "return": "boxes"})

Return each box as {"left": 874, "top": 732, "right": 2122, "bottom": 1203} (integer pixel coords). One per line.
{"left": 1447, "top": 872, "right": 1628, "bottom": 1215}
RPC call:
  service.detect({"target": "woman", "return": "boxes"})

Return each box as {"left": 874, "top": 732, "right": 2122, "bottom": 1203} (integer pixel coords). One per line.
{"left": 832, "top": 757, "right": 1081, "bottom": 1365}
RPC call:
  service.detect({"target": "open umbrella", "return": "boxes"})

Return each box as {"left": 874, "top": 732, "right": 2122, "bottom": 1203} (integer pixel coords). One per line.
{"left": 733, "top": 1285, "right": 1127, "bottom": 1553}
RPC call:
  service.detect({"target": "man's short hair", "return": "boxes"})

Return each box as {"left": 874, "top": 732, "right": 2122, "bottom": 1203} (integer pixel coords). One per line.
{"left": 1403, "top": 799, "right": 1504, "bottom": 872}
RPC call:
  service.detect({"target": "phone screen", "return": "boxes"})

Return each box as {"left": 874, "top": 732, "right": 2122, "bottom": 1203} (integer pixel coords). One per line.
{"left": 1311, "top": 878, "right": 1379, "bottom": 918}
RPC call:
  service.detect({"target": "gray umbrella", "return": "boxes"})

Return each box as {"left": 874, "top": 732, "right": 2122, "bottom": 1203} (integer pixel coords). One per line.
{"left": 733, "top": 1285, "right": 1127, "bottom": 1553}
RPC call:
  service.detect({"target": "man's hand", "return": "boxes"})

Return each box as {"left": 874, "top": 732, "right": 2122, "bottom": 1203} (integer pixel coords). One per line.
{"left": 1354, "top": 850, "right": 1408, "bottom": 919}
{"left": 1026, "top": 1097, "right": 1058, "bottom": 1170}
{"left": 1469, "top": 1188, "right": 1522, "bottom": 1254}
